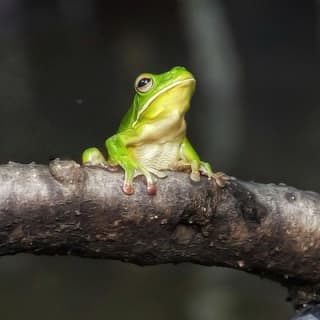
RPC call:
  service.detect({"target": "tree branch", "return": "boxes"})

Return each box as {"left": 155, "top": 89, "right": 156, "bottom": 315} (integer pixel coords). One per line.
{"left": 1, "top": 159, "right": 320, "bottom": 310}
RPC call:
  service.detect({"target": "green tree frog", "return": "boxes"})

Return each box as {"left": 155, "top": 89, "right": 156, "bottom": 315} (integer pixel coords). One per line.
{"left": 82, "top": 66, "right": 227, "bottom": 195}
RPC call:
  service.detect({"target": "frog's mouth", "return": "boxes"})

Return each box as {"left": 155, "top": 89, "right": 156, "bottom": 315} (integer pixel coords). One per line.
{"left": 135, "top": 78, "right": 196, "bottom": 122}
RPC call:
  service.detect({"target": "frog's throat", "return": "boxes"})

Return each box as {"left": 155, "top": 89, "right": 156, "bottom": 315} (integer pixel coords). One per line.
{"left": 133, "top": 78, "right": 195, "bottom": 126}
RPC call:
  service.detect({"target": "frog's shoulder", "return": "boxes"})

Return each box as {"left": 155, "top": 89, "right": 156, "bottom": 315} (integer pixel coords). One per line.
{"left": 118, "top": 99, "right": 140, "bottom": 132}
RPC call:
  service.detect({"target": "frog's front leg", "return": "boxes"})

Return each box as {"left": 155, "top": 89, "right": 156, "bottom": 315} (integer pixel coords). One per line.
{"left": 105, "top": 132, "right": 156, "bottom": 195}
{"left": 179, "top": 137, "right": 228, "bottom": 187}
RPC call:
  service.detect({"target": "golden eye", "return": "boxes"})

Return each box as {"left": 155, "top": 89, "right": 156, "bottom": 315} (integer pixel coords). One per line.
{"left": 135, "top": 76, "right": 153, "bottom": 93}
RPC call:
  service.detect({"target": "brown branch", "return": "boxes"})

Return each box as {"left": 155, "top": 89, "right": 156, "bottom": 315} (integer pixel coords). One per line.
{"left": 0, "top": 159, "right": 320, "bottom": 309}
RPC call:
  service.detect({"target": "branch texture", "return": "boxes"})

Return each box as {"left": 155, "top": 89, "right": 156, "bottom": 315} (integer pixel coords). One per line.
{"left": 0, "top": 159, "right": 320, "bottom": 308}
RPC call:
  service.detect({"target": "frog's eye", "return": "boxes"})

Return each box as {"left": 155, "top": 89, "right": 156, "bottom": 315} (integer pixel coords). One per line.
{"left": 135, "top": 76, "right": 153, "bottom": 93}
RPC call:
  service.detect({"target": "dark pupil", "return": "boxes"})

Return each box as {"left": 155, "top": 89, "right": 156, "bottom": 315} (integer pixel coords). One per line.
{"left": 138, "top": 78, "right": 150, "bottom": 88}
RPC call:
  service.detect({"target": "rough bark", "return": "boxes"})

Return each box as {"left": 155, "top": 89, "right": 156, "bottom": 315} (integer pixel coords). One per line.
{"left": 0, "top": 159, "right": 320, "bottom": 310}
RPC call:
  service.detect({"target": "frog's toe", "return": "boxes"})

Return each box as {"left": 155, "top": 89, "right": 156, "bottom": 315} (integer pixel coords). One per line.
{"left": 210, "top": 172, "right": 230, "bottom": 187}
{"left": 136, "top": 166, "right": 158, "bottom": 195}
{"left": 122, "top": 182, "right": 134, "bottom": 195}
{"left": 144, "top": 174, "right": 157, "bottom": 195}
{"left": 190, "top": 170, "right": 201, "bottom": 182}
{"left": 147, "top": 183, "right": 157, "bottom": 195}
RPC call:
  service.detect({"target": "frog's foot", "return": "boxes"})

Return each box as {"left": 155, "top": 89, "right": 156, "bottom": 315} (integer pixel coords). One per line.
{"left": 174, "top": 160, "right": 199, "bottom": 180}
{"left": 146, "top": 181, "right": 157, "bottom": 195}
{"left": 175, "top": 160, "right": 192, "bottom": 172}
{"left": 122, "top": 163, "right": 157, "bottom": 195}
{"left": 189, "top": 160, "right": 201, "bottom": 182}
{"left": 122, "top": 182, "right": 134, "bottom": 195}
{"left": 122, "top": 180, "right": 156, "bottom": 195}
{"left": 138, "top": 167, "right": 157, "bottom": 195}
{"left": 209, "top": 172, "right": 230, "bottom": 187}
{"left": 135, "top": 167, "right": 164, "bottom": 194}
{"left": 199, "top": 162, "right": 229, "bottom": 187}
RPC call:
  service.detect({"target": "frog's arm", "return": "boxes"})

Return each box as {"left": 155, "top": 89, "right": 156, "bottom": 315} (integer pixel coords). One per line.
{"left": 180, "top": 137, "right": 213, "bottom": 181}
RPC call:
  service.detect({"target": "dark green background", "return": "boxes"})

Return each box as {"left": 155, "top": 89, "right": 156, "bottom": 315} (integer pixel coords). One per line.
{"left": 0, "top": 1, "right": 318, "bottom": 319}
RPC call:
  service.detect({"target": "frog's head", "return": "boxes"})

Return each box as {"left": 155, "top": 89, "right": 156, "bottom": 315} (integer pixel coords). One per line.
{"left": 132, "top": 66, "right": 196, "bottom": 119}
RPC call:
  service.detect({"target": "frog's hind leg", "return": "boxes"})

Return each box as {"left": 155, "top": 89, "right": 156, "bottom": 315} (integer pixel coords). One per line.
{"left": 82, "top": 147, "right": 120, "bottom": 171}
{"left": 180, "top": 137, "right": 228, "bottom": 187}
{"left": 179, "top": 137, "right": 201, "bottom": 181}
{"left": 82, "top": 147, "right": 108, "bottom": 167}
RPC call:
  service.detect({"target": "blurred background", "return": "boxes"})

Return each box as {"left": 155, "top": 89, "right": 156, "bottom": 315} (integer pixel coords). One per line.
{"left": 0, "top": 0, "right": 318, "bottom": 319}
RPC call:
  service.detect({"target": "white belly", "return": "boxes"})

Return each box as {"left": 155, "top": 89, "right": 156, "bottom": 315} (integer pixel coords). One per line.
{"left": 134, "top": 141, "right": 180, "bottom": 171}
